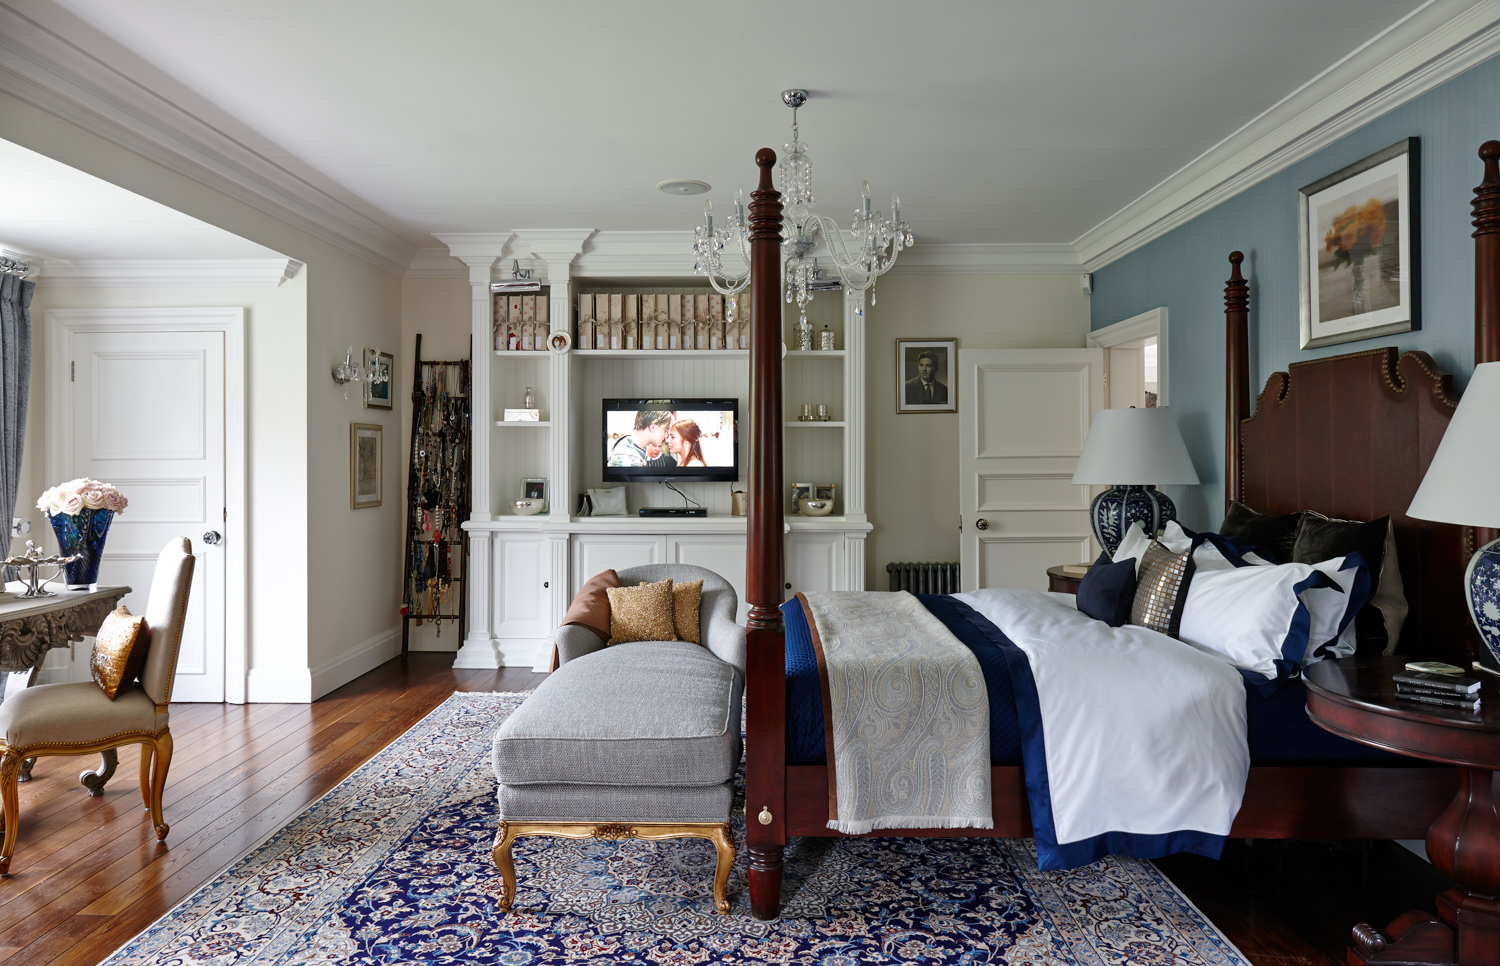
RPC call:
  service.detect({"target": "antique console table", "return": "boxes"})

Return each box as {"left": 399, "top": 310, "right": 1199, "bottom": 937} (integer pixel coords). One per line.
{"left": 1305, "top": 656, "right": 1497, "bottom": 966}
{"left": 0, "top": 584, "right": 131, "bottom": 792}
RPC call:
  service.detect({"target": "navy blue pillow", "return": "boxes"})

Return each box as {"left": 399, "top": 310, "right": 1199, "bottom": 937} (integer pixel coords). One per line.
{"left": 1076, "top": 551, "right": 1138, "bottom": 626}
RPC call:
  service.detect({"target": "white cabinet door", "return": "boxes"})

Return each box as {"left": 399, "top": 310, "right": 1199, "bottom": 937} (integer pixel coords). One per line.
{"left": 667, "top": 534, "right": 748, "bottom": 622}
{"left": 786, "top": 532, "right": 842, "bottom": 599}
{"left": 571, "top": 533, "right": 666, "bottom": 595}
{"left": 959, "top": 349, "right": 1102, "bottom": 592}
{"left": 493, "top": 533, "right": 550, "bottom": 640}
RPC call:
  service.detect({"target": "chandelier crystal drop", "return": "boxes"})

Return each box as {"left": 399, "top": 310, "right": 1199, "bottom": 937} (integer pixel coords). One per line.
{"left": 691, "top": 89, "right": 914, "bottom": 324}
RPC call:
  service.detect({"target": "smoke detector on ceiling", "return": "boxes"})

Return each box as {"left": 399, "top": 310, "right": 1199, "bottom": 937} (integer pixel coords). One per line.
{"left": 657, "top": 179, "right": 711, "bottom": 196}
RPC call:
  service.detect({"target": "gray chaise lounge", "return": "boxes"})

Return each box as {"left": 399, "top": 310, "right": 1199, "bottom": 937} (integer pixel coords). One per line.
{"left": 490, "top": 564, "right": 745, "bottom": 913}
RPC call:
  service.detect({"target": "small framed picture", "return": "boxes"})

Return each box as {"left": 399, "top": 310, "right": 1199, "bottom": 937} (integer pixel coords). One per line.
{"left": 897, "top": 338, "right": 957, "bottom": 414}
{"left": 521, "top": 477, "right": 549, "bottom": 512}
{"left": 1298, "top": 137, "right": 1419, "bottom": 349}
{"left": 350, "top": 423, "right": 382, "bottom": 508}
{"left": 363, "top": 349, "right": 394, "bottom": 409}
{"left": 790, "top": 483, "right": 812, "bottom": 514}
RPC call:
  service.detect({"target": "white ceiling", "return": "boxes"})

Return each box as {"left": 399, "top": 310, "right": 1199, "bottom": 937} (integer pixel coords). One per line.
{"left": 12, "top": 0, "right": 1429, "bottom": 256}
{"left": 0, "top": 137, "right": 282, "bottom": 260}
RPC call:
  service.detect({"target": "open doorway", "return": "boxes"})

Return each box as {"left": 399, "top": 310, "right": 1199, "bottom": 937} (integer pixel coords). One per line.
{"left": 1088, "top": 307, "right": 1167, "bottom": 409}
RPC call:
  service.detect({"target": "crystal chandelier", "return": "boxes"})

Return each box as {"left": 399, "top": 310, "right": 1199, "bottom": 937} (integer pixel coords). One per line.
{"left": 692, "top": 89, "right": 914, "bottom": 324}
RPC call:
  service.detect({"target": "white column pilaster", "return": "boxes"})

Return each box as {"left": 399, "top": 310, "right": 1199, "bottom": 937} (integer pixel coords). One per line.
{"left": 843, "top": 288, "right": 868, "bottom": 523}
{"left": 457, "top": 528, "right": 495, "bottom": 660}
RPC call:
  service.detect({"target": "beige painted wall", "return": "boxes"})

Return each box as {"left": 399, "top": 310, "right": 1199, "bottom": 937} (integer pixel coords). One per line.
{"left": 863, "top": 273, "right": 1090, "bottom": 588}
{"left": 398, "top": 275, "right": 471, "bottom": 651}
{"left": 2, "top": 90, "right": 402, "bottom": 701}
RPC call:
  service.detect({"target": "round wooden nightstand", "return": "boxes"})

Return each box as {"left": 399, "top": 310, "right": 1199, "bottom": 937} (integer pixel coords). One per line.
{"left": 1305, "top": 656, "right": 1500, "bottom": 966}
{"left": 1045, "top": 565, "right": 1084, "bottom": 595}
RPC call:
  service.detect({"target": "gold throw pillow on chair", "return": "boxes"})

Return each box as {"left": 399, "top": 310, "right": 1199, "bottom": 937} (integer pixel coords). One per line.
{"left": 606, "top": 578, "right": 678, "bottom": 645}
{"left": 90, "top": 605, "right": 150, "bottom": 699}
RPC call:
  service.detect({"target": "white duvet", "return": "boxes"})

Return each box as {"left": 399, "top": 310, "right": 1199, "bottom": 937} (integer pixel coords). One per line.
{"left": 954, "top": 588, "right": 1250, "bottom": 855}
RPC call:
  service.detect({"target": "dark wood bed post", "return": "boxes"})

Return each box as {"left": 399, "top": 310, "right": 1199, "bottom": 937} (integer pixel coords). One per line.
{"left": 744, "top": 147, "right": 787, "bottom": 922}
{"left": 1473, "top": 142, "right": 1500, "bottom": 553}
{"left": 1223, "top": 251, "right": 1250, "bottom": 511}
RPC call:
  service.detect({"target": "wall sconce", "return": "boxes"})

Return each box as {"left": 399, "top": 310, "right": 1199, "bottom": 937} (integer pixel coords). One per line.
{"left": 331, "top": 346, "right": 390, "bottom": 399}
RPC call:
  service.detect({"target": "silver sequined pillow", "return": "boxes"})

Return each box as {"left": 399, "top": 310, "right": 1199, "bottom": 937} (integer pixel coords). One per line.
{"left": 1130, "top": 541, "right": 1193, "bottom": 637}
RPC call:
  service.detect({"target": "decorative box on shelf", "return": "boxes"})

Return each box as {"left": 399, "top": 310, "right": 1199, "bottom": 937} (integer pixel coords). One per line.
{"left": 502, "top": 409, "right": 541, "bottom": 422}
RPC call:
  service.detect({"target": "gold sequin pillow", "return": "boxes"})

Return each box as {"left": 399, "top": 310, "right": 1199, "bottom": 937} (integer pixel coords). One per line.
{"left": 606, "top": 578, "right": 678, "bottom": 645}
{"left": 90, "top": 605, "right": 149, "bottom": 700}
{"left": 1130, "top": 541, "right": 1194, "bottom": 637}
{"left": 669, "top": 579, "right": 704, "bottom": 644}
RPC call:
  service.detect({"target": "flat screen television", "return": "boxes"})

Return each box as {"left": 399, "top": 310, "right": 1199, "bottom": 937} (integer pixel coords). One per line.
{"left": 602, "top": 398, "right": 739, "bottom": 483}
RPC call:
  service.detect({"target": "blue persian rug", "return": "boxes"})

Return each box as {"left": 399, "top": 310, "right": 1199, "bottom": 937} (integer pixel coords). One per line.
{"left": 105, "top": 692, "right": 1250, "bottom": 965}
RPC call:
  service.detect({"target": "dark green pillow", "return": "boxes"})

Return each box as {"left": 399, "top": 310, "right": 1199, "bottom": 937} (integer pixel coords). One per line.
{"left": 1219, "top": 501, "right": 1302, "bottom": 563}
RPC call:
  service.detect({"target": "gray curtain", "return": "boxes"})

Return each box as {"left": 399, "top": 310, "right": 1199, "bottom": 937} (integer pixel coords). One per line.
{"left": 0, "top": 273, "right": 33, "bottom": 578}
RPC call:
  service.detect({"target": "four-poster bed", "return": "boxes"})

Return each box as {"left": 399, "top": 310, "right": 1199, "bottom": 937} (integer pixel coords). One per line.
{"left": 741, "top": 141, "right": 1500, "bottom": 921}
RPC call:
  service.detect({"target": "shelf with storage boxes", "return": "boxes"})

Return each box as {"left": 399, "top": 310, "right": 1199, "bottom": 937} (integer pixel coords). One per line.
{"left": 448, "top": 233, "right": 869, "bottom": 670}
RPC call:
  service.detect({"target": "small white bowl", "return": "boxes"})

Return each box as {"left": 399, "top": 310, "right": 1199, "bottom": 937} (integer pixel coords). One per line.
{"left": 513, "top": 499, "right": 545, "bottom": 516}
{"left": 801, "top": 500, "right": 834, "bottom": 517}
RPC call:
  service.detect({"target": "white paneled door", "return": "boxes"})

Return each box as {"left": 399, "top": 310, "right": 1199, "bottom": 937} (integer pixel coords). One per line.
{"left": 959, "top": 349, "right": 1103, "bottom": 592}
{"left": 50, "top": 312, "right": 238, "bottom": 702}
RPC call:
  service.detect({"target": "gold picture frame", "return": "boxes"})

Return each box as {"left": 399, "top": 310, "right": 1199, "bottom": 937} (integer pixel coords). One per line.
{"left": 351, "top": 423, "right": 382, "bottom": 508}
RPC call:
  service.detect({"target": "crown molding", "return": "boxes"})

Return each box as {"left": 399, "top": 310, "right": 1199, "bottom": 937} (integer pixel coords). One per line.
{"left": 0, "top": 3, "right": 416, "bottom": 276}
{"left": 405, "top": 247, "right": 468, "bottom": 278}
{"left": 888, "top": 243, "right": 1082, "bottom": 274}
{"left": 37, "top": 257, "right": 303, "bottom": 287}
{"left": 1075, "top": 0, "right": 1500, "bottom": 272}
{"left": 573, "top": 231, "right": 696, "bottom": 277}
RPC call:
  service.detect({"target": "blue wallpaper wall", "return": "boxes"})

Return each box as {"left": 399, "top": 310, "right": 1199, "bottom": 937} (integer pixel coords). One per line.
{"left": 1090, "top": 53, "right": 1500, "bottom": 530}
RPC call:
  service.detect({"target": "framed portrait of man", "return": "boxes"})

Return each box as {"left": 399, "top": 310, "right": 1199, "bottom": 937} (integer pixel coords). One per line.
{"left": 896, "top": 338, "right": 957, "bottom": 414}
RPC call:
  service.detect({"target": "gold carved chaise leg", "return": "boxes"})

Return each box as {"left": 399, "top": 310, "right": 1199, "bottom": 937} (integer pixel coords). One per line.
{"left": 138, "top": 741, "right": 154, "bottom": 808}
{"left": 492, "top": 821, "right": 736, "bottom": 915}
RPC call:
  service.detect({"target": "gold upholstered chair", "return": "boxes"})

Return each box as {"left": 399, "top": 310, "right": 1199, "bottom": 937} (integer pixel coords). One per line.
{"left": 0, "top": 537, "right": 195, "bottom": 874}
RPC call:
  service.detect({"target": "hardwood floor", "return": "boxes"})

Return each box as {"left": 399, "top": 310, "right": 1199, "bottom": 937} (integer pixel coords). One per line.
{"left": 0, "top": 653, "right": 1449, "bottom": 966}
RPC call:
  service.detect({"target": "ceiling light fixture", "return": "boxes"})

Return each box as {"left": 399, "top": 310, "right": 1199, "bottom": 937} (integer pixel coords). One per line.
{"left": 658, "top": 179, "right": 712, "bottom": 196}
{"left": 692, "top": 89, "right": 914, "bottom": 323}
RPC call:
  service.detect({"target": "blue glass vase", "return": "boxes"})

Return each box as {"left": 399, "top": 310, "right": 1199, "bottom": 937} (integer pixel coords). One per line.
{"left": 1089, "top": 485, "right": 1178, "bottom": 558}
{"left": 47, "top": 508, "right": 115, "bottom": 590}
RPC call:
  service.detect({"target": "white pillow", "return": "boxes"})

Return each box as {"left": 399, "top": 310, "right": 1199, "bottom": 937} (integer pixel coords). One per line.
{"left": 1113, "top": 521, "right": 1153, "bottom": 576}
{"left": 1177, "top": 557, "right": 1361, "bottom": 681}
{"left": 1117, "top": 520, "right": 1264, "bottom": 575}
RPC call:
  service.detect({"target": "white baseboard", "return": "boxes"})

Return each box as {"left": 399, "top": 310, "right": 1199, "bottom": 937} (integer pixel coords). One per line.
{"left": 246, "top": 625, "right": 400, "bottom": 703}
{"left": 246, "top": 665, "right": 313, "bottom": 703}
{"left": 310, "top": 626, "right": 401, "bottom": 700}
{"left": 453, "top": 636, "right": 549, "bottom": 671}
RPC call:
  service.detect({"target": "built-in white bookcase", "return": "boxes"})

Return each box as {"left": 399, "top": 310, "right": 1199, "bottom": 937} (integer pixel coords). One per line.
{"left": 440, "top": 232, "right": 870, "bottom": 670}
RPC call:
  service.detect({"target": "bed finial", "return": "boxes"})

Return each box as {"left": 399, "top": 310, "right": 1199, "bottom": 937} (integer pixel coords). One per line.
{"left": 1224, "top": 251, "right": 1249, "bottom": 511}
{"left": 1476, "top": 141, "right": 1500, "bottom": 367}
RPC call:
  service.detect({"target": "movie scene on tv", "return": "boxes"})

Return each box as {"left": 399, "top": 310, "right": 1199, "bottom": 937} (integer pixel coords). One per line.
{"left": 605, "top": 408, "right": 735, "bottom": 469}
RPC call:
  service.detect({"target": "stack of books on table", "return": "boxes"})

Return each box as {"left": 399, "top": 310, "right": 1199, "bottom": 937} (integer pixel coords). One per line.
{"left": 1393, "top": 669, "right": 1482, "bottom": 712}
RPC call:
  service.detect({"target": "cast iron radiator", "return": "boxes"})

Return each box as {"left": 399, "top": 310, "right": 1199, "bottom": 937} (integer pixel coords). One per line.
{"left": 886, "top": 562, "right": 961, "bottom": 594}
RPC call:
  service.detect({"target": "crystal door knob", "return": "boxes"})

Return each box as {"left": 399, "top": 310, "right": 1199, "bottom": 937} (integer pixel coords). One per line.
{"left": 202, "top": 531, "right": 223, "bottom": 545}
{"left": 974, "top": 519, "right": 989, "bottom": 531}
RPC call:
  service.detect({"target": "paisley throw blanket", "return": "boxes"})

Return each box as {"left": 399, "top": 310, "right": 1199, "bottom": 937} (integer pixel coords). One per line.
{"left": 797, "top": 591, "right": 993, "bottom": 833}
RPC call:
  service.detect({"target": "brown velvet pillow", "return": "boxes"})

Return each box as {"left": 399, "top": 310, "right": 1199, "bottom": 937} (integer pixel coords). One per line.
{"left": 606, "top": 578, "right": 678, "bottom": 645}
{"left": 669, "top": 578, "right": 703, "bottom": 644}
{"left": 90, "top": 605, "right": 149, "bottom": 700}
{"left": 1219, "top": 501, "right": 1303, "bottom": 563}
{"left": 561, "top": 569, "right": 621, "bottom": 640}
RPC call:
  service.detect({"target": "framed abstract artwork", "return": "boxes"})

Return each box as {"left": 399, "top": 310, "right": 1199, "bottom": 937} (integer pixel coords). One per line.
{"left": 351, "top": 423, "right": 382, "bottom": 509}
{"left": 1298, "top": 138, "right": 1420, "bottom": 349}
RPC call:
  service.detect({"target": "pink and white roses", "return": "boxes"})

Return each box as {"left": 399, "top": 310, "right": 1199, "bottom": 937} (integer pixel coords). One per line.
{"left": 37, "top": 478, "right": 129, "bottom": 516}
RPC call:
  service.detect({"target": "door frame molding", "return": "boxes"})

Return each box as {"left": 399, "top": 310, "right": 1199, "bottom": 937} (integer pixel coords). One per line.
{"left": 46, "top": 307, "right": 247, "bottom": 704}
{"left": 1087, "top": 306, "right": 1168, "bottom": 406}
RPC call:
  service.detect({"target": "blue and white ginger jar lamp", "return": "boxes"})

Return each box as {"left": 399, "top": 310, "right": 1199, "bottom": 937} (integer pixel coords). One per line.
{"left": 1071, "top": 407, "right": 1201, "bottom": 558}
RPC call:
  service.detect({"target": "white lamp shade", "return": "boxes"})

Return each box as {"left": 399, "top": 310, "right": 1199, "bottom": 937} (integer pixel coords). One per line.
{"left": 1408, "top": 361, "right": 1500, "bottom": 528}
{"left": 1070, "top": 407, "right": 1200, "bottom": 486}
